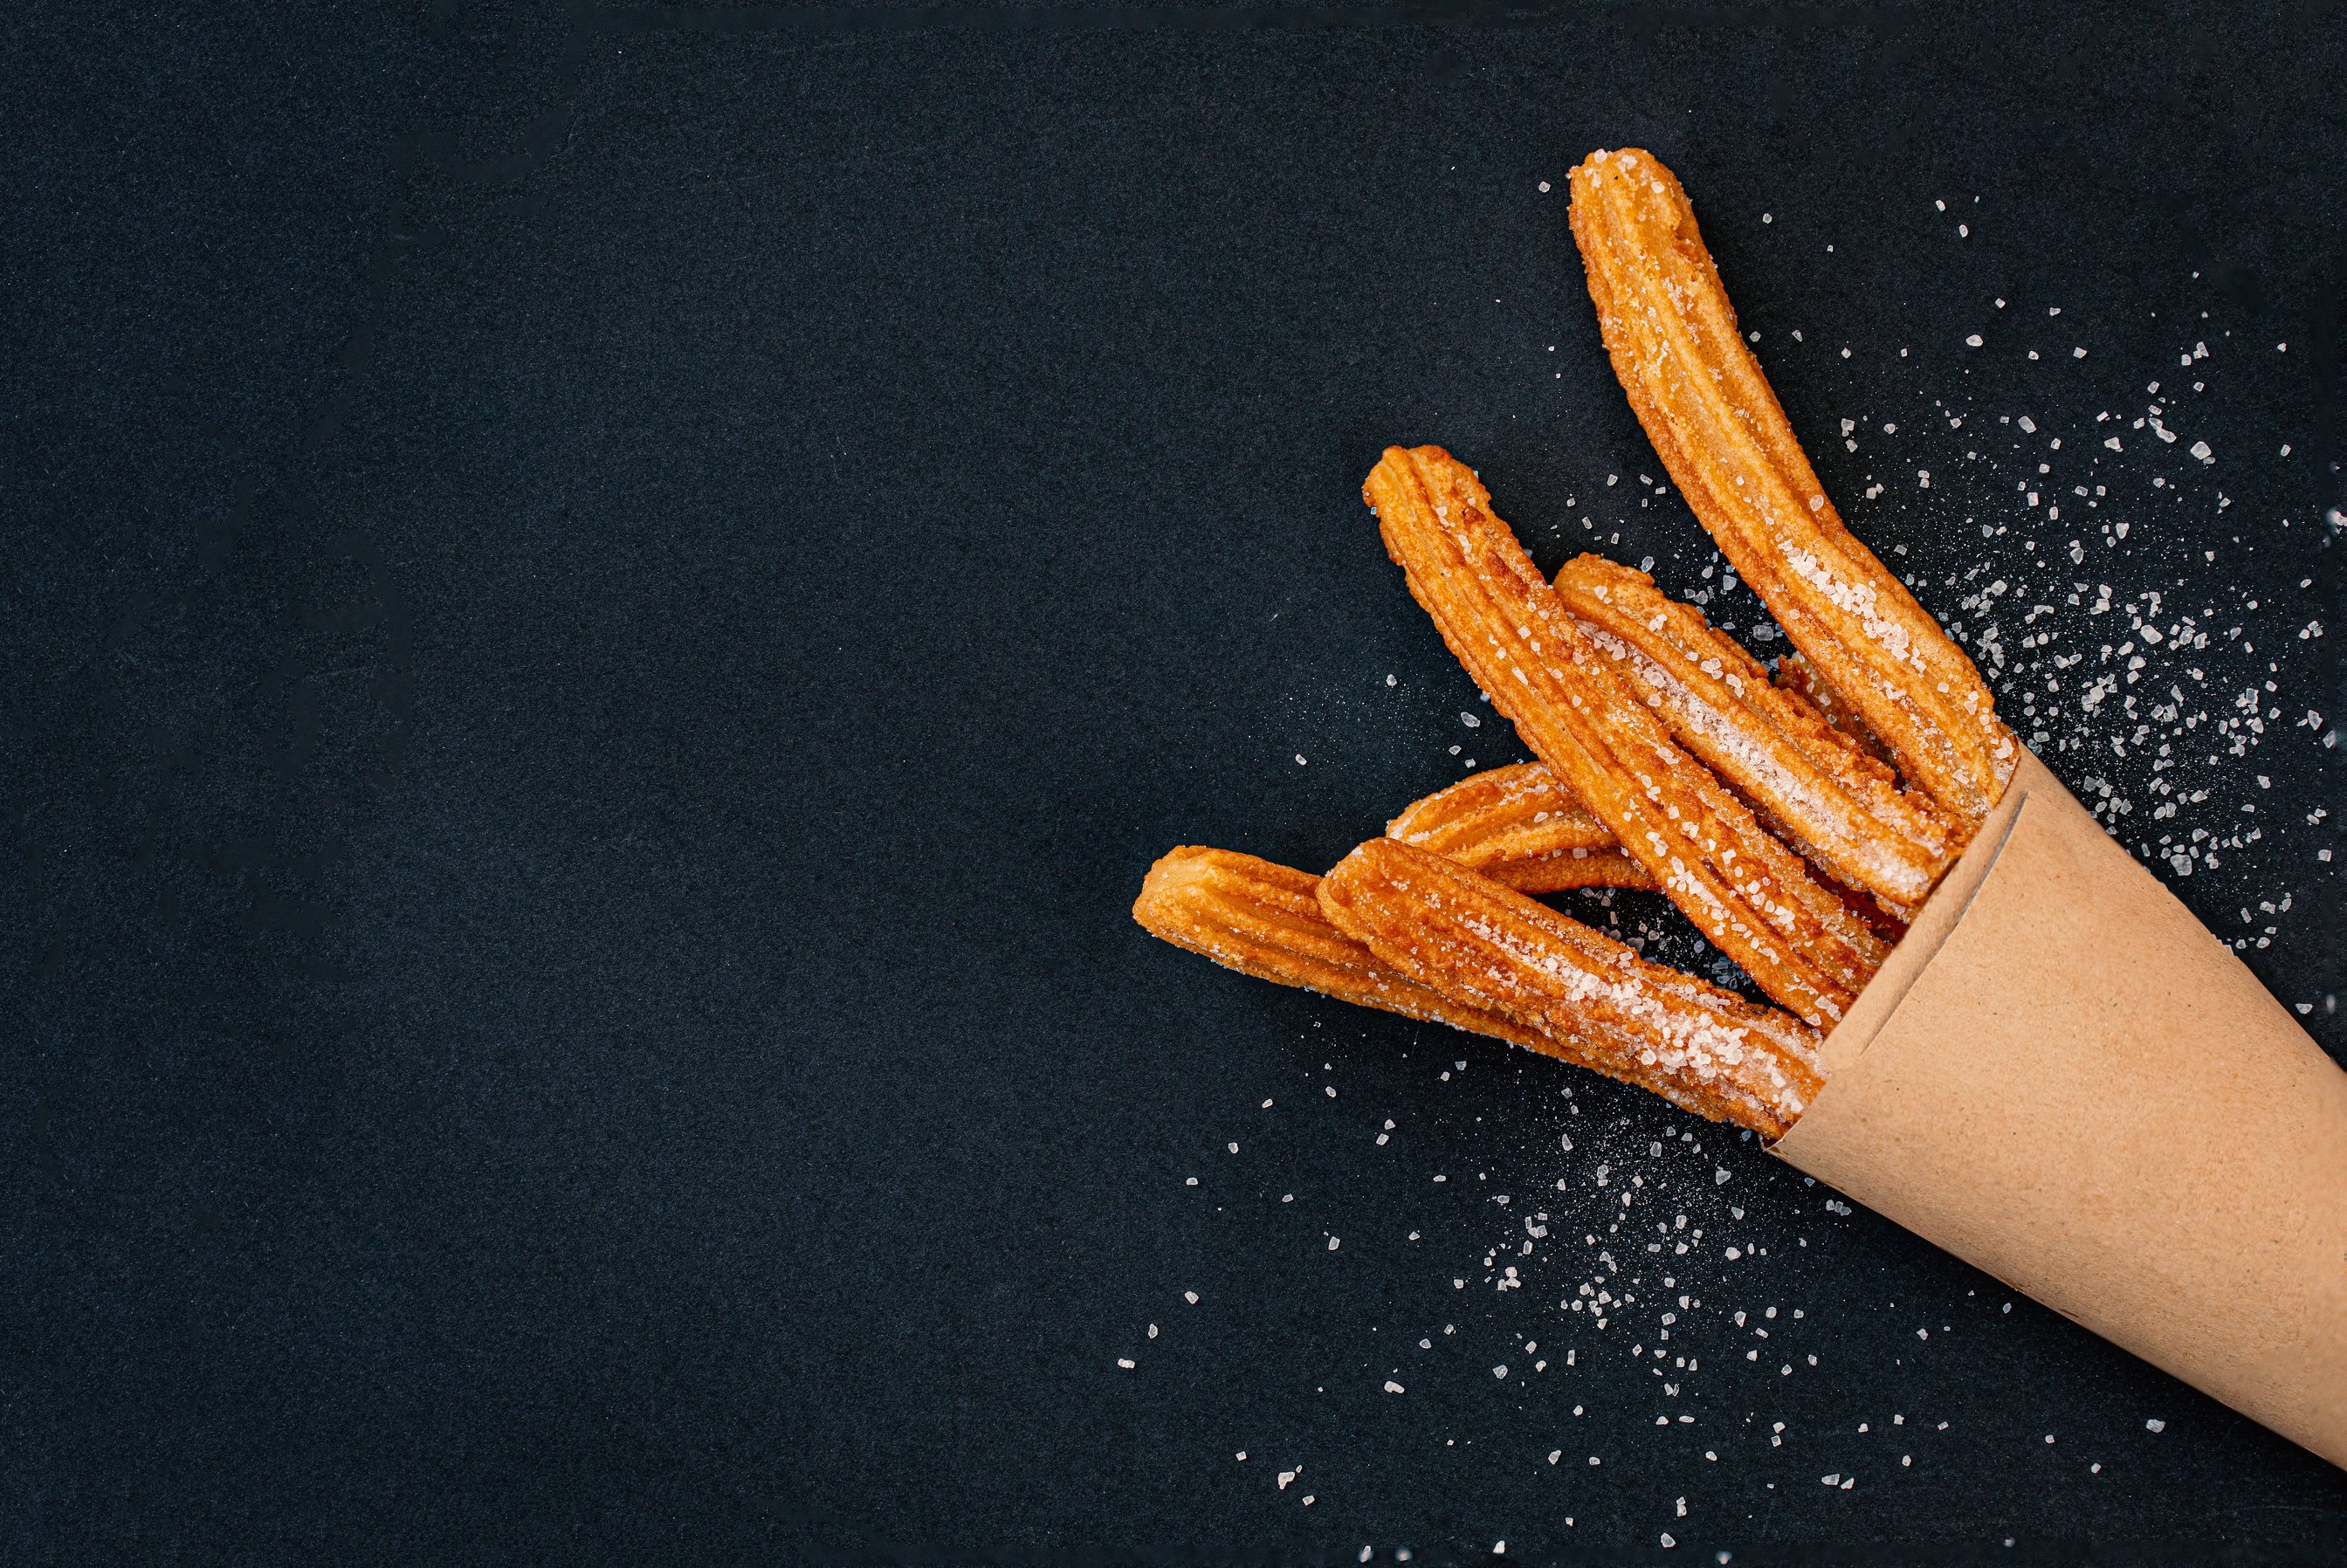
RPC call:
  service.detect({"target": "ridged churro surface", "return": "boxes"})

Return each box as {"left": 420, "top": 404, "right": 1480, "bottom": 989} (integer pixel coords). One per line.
{"left": 1364, "top": 443, "right": 1884, "bottom": 1026}
{"left": 1774, "top": 650, "right": 1891, "bottom": 762}
{"left": 1319, "top": 837, "right": 1823, "bottom": 1136}
{"left": 1386, "top": 762, "right": 1655, "bottom": 893}
{"left": 1553, "top": 553, "right": 1954, "bottom": 913}
{"left": 1568, "top": 147, "right": 2016, "bottom": 827}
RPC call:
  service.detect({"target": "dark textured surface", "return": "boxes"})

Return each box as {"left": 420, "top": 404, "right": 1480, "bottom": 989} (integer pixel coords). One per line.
{"left": 8, "top": 3, "right": 2344, "bottom": 1562}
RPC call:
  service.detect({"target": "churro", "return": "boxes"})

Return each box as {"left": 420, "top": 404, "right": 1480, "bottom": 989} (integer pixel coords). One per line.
{"left": 1568, "top": 147, "right": 2016, "bottom": 827}
{"left": 1552, "top": 553, "right": 1954, "bottom": 913}
{"left": 1132, "top": 846, "right": 1552, "bottom": 1052}
{"left": 1319, "top": 837, "right": 1824, "bottom": 1136}
{"left": 1386, "top": 762, "right": 1655, "bottom": 893}
{"left": 1364, "top": 443, "right": 1885, "bottom": 1026}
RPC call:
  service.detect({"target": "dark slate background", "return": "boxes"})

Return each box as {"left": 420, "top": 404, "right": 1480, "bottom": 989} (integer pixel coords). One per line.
{"left": 9, "top": 3, "right": 2344, "bottom": 1563}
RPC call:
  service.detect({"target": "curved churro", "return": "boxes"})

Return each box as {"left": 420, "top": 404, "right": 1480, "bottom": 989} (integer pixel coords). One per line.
{"left": 1320, "top": 837, "right": 1823, "bottom": 1136}
{"left": 1568, "top": 147, "right": 2016, "bottom": 828}
{"left": 1133, "top": 846, "right": 1553, "bottom": 1051}
{"left": 1387, "top": 762, "right": 1655, "bottom": 893}
{"left": 1552, "top": 553, "right": 1953, "bottom": 914}
{"left": 1363, "top": 444, "right": 1885, "bottom": 1026}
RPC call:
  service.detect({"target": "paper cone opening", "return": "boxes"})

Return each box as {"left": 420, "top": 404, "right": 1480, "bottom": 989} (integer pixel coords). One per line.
{"left": 1773, "top": 750, "right": 2347, "bottom": 1468}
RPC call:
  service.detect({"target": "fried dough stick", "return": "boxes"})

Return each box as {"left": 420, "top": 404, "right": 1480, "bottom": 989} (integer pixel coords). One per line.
{"left": 1319, "top": 837, "right": 1823, "bottom": 1137}
{"left": 1552, "top": 553, "right": 1954, "bottom": 914}
{"left": 1386, "top": 762, "right": 1655, "bottom": 893}
{"left": 1568, "top": 147, "right": 2017, "bottom": 828}
{"left": 1133, "top": 846, "right": 1555, "bottom": 1052}
{"left": 1364, "top": 444, "right": 1884, "bottom": 1026}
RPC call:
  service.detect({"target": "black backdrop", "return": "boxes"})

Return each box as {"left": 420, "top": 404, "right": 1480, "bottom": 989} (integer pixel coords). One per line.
{"left": 11, "top": 3, "right": 2346, "bottom": 1563}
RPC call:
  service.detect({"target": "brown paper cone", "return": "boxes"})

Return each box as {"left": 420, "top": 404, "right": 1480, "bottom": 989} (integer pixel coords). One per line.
{"left": 1772, "top": 749, "right": 2347, "bottom": 1468}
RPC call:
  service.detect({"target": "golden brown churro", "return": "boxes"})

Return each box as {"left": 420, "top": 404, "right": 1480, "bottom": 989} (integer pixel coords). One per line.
{"left": 1132, "top": 846, "right": 1552, "bottom": 1052}
{"left": 1386, "top": 762, "right": 1656, "bottom": 893}
{"left": 1319, "top": 837, "right": 1824, "bottom": 1136}
{"left": 1363, "top": 444, "right": 1885, "bottom": 1026}
{"left": 1552, "top": 553, "right": 1954, "bottom": 914}
{"left": 1568, "top": 147, "right": 2016, "bottom": 828}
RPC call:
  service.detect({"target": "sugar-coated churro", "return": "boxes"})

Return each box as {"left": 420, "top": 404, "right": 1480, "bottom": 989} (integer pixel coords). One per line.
{"left": 1386, "top": 762, "right": 1656, "bottom": 893}
{"left": 1364, "top": 443, "right": 1885, "bottom": 1026}
{"left": 1319, "top": 836, "right": 1824, "bottom": 1136}
{"left": 1569, "top": 147, "right": 2016, "bottom": 827}
{"left": 1552, "top": 553, "right": 1953, "bottom": 913}
{"left": 1132, "top": 845, "right": 1552, "bottom": 1051}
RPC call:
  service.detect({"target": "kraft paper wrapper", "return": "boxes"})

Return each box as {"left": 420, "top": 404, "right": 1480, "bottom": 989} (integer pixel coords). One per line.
{"left": 1772, "top": 749, "right": 2347, "bottom": 1468}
